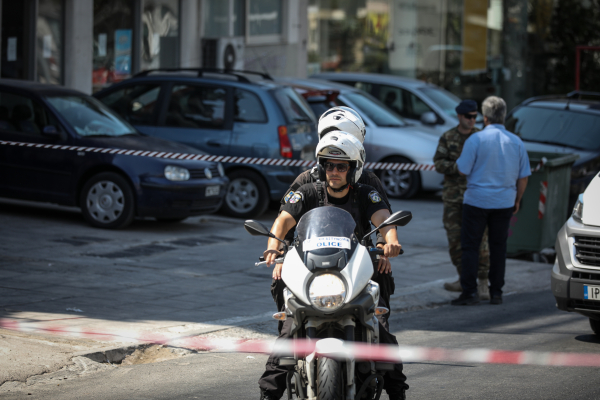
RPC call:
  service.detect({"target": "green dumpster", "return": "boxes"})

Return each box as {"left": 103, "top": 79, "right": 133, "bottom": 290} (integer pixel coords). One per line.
{"left": 506, "top": 151, "right": 579, "bottom": 256}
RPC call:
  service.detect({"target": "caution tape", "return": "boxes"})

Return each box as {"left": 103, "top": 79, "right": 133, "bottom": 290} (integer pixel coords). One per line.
{"left": 2, "top": 318, "right": 599, "bottom": 367}
{"left": 0, "top": 139, "right": 436, "bottom": 171}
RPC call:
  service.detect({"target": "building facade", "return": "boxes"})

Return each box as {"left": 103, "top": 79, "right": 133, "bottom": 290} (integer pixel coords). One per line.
{"left": 307, "top": 0, "right": 600, "bottom": 109}
{"left": 0, "top": 0, "right": 308, "bottom": 94}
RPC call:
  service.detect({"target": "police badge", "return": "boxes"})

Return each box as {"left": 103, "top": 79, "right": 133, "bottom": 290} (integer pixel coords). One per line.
{"left": 368, "top": 190, "right": 382, "bottom": 203}
{"left": 284, "top": 191, "right": 294, "bottom": 203}
{"left": 289, "top": 192, "right": 303, "bottom": 204}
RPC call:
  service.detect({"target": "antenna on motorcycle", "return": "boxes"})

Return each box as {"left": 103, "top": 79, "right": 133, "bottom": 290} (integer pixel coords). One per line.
{"left": 244, "top": 220, "right": 289, "bottom": 251}
{"left": 361, "top": 210, "right": 413, "bottom": 244}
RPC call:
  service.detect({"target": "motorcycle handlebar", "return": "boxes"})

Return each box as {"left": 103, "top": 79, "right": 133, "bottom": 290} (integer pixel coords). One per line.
{"left": 369, "top": 248, "right": 404, "bottom": 255}
{"left": 255, "top": 258, "right": 284, "bottom": 267}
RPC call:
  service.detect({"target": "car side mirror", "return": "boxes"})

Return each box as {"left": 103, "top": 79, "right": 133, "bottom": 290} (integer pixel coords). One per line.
{"left": 42, "top": 125, "right": 60, "bottom": 138}
{"left": 244, "top": 220, "right": 272, "bottom": 237}
{"left": 420, "top": 111, "right": 438, "bottom": 125}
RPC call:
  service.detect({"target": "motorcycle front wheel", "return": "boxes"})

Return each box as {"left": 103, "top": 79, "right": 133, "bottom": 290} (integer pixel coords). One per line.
{"left": 316, "top": 357, "right": 344, "bottom": 400}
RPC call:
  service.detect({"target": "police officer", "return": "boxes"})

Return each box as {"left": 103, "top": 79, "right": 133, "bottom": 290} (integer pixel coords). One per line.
{"left": 259, "top": 132, "right": 409, "bottom": 400}
{"left": 272, "top": 107, "right": 395, "bottom": 323}
{"left": 433, "top": 99, "right": 490, "bottom": 299}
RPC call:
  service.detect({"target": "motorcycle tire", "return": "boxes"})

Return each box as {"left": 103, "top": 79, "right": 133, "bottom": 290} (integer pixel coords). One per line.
{"left": 316, "top": 357, "right": 344, "bottom": 400}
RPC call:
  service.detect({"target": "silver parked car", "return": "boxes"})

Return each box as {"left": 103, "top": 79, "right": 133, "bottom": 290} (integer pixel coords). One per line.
{"left": 277, "top": 77, "right": 442, "bottom": 198}
{"left": 311, "top": 72, "right": 483, "bottom": 135}
{"left": 552, "top": 172, "right": 600, "bottom": 335}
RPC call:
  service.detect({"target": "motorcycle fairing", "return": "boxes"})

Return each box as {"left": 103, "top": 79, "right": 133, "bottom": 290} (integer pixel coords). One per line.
{"left": 281, "top": 246, "right": 312, "bottom": 306}
{"left": 340, "top": 244, "right": 375, "bottom": 303}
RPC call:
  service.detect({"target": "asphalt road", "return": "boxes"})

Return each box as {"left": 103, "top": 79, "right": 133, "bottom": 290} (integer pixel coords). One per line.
{"left": 2, "top": 290, "right": 599, "bottom": 400}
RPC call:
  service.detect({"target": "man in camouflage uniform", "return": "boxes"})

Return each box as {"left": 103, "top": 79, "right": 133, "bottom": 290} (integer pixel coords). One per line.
{"left": 433, "top": 99, "right": 490, "bottom": 300}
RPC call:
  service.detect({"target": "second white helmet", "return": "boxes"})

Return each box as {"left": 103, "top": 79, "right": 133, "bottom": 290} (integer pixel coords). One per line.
{"left": 318, "top": 107, "right": 366, "bottom": 143}
{"left": 315, "top": 131, "right": 365, "bottom": 185}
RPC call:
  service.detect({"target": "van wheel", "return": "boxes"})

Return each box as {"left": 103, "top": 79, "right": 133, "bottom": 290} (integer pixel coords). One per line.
{"left": 378, "top": 156, "right": 421, "bottom": 199}
{"left": 80, "top": 172, "right": 135, "bottom": 229}
{"left": 590, "top": 318, "right": 600, "bottom": 335}
{"left": 221, "top": 170, "right": 269, "bottom": 218}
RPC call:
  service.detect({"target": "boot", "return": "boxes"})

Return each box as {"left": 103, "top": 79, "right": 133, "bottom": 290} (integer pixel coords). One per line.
{"left": 387, "top": 388, "right": 407, "bottom": 400}
{"left": 259, "top": 388, "right": 279, "bottom": 400}
{"left": 443, "top": 279, "right": 462, "bottom": 292}
{"left": 478, "top": 279, "right": 490, "bottom": 300}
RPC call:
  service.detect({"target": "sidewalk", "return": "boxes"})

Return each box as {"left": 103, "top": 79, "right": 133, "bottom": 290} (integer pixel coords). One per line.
{"left": 0, "top": 195, "right": 553, "bottom": 390}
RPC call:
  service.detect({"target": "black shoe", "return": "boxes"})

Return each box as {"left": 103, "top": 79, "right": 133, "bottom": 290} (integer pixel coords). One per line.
{"left": 259, "top": 389, "right": 279, "bottom": 400}
{"left": 490, "top": 295, "right": 503, "bottom": 305}
{"left": 451, "top": 292, "right": 480, "bottom": 306}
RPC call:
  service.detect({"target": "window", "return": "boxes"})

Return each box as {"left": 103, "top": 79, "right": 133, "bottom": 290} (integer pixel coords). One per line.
{"left": 141, "top": 0, "right": 180, "bottom": 70}
{"left": 100, "top": 84, "right": 161, "bottom": 125}
{"left": 405, "top": 92, "right": 433, "bottom": 120}
{"left": 93, "top": 0, "right": 135, "bottom": 92}
{"left": 46, "top": 95, "right": 137, "bottom": 137}
{"left": 272, "top": 87, "right": 315, "bottom": 123}
{"left": 234, "top": 89, "right": 267, "bottom": 123}
{"left": 37, "top": 0, "right": 64, "bottom": 85}
{"left": 165, "top": 85, "right": 227, "bottom": 128}
{"left": 248, "top": 0, "right": 282, "bottom": 36}
{"left": 0, "top": 92, "right": 51, "bottom": 136}
{"left": 343, "top": 91, "right": 406, "bottom": 127}
{"left": 203, "top": 0, "right": 245, "bottom": 37}
{"left": 378, "top": 85, "right": 405, "bottom": 118}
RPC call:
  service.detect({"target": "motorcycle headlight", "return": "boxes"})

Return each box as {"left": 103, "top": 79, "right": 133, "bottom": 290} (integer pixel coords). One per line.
{"left": 309, "top": 273, "right": 346, "bottom": 312}
{"left": 165, "top": 165, "right": 190, "bottom": 181}
{"left": 572, "top": 195, "right": 584, "bottom": 223}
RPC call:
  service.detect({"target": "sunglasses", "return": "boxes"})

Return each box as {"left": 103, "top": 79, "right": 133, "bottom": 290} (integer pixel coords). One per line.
{"left": 324, "top": 162, "right": 350, "bottom": 172}
{"left": 462, "top": 113, "right": 478, "bottom": 120}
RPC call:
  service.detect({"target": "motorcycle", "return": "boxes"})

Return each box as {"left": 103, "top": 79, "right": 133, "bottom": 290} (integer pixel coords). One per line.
{"left": 245, "top": 206, "right": 412, "bottom": 400}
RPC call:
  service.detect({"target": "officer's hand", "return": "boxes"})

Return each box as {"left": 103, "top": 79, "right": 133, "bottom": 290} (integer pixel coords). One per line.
{"left": 383, "top": 242, "right": 402, "bottom": 258}
{"left": 272, "top": 263, "right": 283, "bottom": 280}
{"left": 377, "top": 255, "right": 391, "bottom": 274}
{"left": 263, "top": 249, "right": 282, "bottom": 267}
{"left": 513, "top": 201, "right": 520, "bottom": 215}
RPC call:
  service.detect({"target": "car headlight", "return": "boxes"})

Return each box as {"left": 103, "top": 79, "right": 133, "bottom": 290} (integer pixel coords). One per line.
{"left": 309, "top": 273, "right": 346, "bottom": 312}
{"left": 217, "top": 162, "right": 225, "bottom": 177}
{"left": 164, "top": 165, "right": 190, "bottom": 181}
{"left": 572, "top": 194, "right": 584, "bottom": 223}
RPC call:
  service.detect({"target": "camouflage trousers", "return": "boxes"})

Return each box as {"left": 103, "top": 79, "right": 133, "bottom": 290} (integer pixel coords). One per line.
{"left": 443, "top": 201, "right": 490, "bottom": 279}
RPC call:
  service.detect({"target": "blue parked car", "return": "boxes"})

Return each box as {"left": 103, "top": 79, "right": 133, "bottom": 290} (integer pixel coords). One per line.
{"left": 94, "top": 69, "right": 318, "bottom": 218}
{"left": 0, "top": 79, "right": 229, "bottom": 229}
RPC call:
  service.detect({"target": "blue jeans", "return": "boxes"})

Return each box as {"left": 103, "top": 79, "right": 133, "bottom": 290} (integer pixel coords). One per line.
{"left": 460, "top": 204, "right": 513, "bottom": 297}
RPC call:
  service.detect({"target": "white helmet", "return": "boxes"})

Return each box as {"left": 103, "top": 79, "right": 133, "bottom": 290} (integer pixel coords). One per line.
{"left": 318, "top": 107, "right": 366, "bottom": 143}
{"left": 315, "top": 131, "right": 365, "bottom": 185}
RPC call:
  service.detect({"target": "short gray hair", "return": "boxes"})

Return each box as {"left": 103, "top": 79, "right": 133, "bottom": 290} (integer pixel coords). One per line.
{"left": 482, "top": 96, "right": 507, "bottom": 124}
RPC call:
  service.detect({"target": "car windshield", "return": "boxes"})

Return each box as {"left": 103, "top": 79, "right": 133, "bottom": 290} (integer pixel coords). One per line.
{"left": 45, "top": 95, "right": 137, "bottom": 137}
{"left": 273, "top": 87, "right": 317, "bottom": 123}
{"left": 506, "top": 106, "right": 600, "bottom": 150}
{"left": 342, "top": 91, "right": 406, "bottom": 127}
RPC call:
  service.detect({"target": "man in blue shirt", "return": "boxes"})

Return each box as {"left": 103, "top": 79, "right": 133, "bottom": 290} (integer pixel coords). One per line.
{"left": 452, "top": 96, "right": 530, "bottom": 305}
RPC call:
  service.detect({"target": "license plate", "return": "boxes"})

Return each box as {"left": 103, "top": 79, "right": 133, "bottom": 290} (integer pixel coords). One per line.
{"left": 584, "top": 285, "right": 600, "bottom": 300}
{"left": 205, "top": 185, "right": 220, "bottom": 197}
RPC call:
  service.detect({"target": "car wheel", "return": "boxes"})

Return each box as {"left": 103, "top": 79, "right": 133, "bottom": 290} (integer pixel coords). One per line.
{"left": 221, "top": 169, "right": 269, "bottom": 219}
{"left": 590, "top": 318, "right": 600, "bottom": 335}
{"left": 80, "top": 172, "right": 135, "bottom": 229}
{"left": 377, "top": 156, "right": 421, "bottom": 199}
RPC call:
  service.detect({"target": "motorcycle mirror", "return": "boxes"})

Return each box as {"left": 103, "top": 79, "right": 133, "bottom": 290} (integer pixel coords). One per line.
{"left": 244, "top": 220, "right": 272, "bottom": 237}
{"left": 361, "top": 210, "right": 413, "bottom": 243}
{"left": 379, "top": 210, "right": 412, "bottom": 228}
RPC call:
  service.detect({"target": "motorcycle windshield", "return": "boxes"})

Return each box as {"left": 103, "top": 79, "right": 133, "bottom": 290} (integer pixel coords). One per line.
{"left": 296, "top": 207, "right": 357, "bottom": 266}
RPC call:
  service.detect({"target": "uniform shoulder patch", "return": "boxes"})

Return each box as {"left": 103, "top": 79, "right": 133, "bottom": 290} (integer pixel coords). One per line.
{"left": 289, "top": 192, "right": 304, "bottom": 204}
{"left": 368, "top": 190, "right": 382, "bottom": 203}
{"left": 284, "top": 191, "right": 294, "bottom": 203}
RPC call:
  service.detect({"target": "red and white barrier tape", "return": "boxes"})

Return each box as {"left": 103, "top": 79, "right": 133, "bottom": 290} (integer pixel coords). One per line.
{"left": 538, "top": 181, "right": 548, "bottom": 219}
{"left": 2, "top": 319, "right": 599, "bottom": 367}
{"left": 0, "top": 140, "right": 436, "bottom": 171}
{"left": 531, "top": 157, "right": 548, "bottom": 173}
